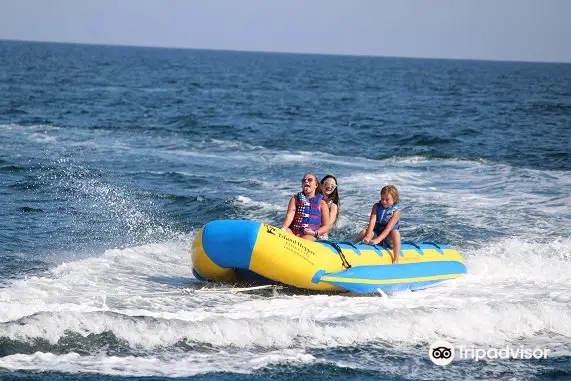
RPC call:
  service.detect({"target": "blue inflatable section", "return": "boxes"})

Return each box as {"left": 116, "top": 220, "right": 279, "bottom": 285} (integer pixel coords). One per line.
{"left": 316, "top": 261, "right": 466, "bottom": 293}
{"left": 202, "top": 219, "right": 260, "bottom": 269}
{"left": 323, "top": 260, "right": 466, "bottom": 280}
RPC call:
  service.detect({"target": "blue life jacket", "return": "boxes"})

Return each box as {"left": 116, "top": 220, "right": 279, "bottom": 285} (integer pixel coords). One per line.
{"left": 374, "top": 202, "right": 400, "bottom": 235}
{"left": 290, "top": 192, "right": 323, "bottom": 235}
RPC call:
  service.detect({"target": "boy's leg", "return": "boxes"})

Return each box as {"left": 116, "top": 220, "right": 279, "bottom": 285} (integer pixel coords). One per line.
{"left": 389, "top": 230, "right": 401, "bottom": 263}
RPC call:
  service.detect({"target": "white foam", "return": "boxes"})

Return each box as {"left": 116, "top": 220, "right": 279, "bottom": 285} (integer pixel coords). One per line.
{"left": 463, "top": 237, "right": 571, "bottom": 284}
{"left": 2, "top": 288, "right": 569, "bottom": 350}
{"left": 0, "top": 232, "right": 569, "bottom": 376}
{"left": 0, "top": 239, "right": 194, "bottom": 322}
{"left": 235, "top": 195, "right": 283, "bottom": 212}
{"left": 1, "top": 236, "right": 569, "bottom": 350}
{"left": 0, "top": 123, "right": 59, "bottom": 131}
{"left": 209, "top": 138, "right": 266, "bottom": 151}
{"left": 0, "top": 349, "right": 315, "bottom": 377}
{"left": 29, "top": 132, "right": 57, "bottom": 143}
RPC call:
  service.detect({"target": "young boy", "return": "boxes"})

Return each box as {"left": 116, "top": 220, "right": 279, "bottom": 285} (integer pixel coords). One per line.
{"left": 355, "top": 184, "right": 401, "bottom": 263}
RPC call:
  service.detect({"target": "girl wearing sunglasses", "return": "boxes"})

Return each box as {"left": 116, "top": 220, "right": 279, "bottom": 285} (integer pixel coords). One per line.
{"left": 318, "top": 174, "right": 340, "bottom": 239}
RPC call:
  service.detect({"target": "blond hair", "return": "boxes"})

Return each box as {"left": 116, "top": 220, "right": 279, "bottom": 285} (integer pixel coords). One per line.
{"left": 380, "top": 184, "right": 400, "bottom": 202}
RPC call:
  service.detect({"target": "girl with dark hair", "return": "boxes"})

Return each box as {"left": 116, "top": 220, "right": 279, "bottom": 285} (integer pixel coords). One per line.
{"left": 319, "top": 174, "right": 340, "bottom": 239}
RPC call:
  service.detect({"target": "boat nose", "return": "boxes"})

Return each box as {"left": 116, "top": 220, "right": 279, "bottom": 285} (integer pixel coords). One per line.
{"left": 201, "top": 219, "right": 261, "bottom": 268}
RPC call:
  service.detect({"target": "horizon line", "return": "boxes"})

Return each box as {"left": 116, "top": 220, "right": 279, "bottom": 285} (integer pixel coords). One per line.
{"left": 2, "top": 38, "right": 570, "bottom": 65}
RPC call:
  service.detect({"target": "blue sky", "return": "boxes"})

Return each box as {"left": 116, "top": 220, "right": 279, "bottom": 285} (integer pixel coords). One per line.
{"left": 1, "top": 0, "right": 570, "bottom": 63}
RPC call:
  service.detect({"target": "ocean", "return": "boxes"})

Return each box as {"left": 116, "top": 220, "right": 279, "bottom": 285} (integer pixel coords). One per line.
{"left": 0, "top": 40, "right": 569, "bottom": 381}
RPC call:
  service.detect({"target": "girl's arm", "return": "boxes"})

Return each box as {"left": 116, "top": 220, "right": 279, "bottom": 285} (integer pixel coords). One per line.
{"left": 328, "top": 203, "right": 338, "bottom": 226}
{"left": 318, "top": 199, "right": 331, "bottom": 236}
{"left": 371, "top": 209, "right": 400, "bottom": 244}
{"left": 281, "top": 196, "right": 296, "bottom": 229}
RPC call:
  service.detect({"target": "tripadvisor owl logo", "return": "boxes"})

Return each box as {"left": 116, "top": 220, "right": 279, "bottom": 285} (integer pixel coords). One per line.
{"left": 428, "top": 340, "right": 550, "bottom": 365}
{"left": 429, "top": 340, "right": 455, "bottom": 366}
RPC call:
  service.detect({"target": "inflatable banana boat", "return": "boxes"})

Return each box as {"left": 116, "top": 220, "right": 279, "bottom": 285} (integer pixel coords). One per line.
{"left": 191, "top": 219, "right": 467, "bottom": 293}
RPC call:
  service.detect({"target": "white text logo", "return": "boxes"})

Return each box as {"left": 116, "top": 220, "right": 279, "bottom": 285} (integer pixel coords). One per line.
{"left": 429, "top": 341, "right": 550, "bottom": 365}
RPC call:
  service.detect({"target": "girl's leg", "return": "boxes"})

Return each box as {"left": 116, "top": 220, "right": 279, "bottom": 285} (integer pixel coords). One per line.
{"left": 389, "top": 230, "right": 401, "bottom": 263}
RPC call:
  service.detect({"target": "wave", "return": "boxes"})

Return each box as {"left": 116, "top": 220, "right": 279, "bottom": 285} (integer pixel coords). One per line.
{"left": 1, "top": 297, "right": 568, "bottom": 350}
{"left": 0, "top": 164, "right": 26, "bottom": 173}
{"left": 517, "top": 100, "right": 571, "bottom": 115}
{"left": 0, "top": 236, "right": 568, "bottom": 350}
{"left": 398, "top": 133, "right": 460, "bottom": 146}
{"left": 0, "top": 123, "right": 58, "bottom": 131}
{"left": 164, "top": 113, "right": 199, "bottom": 129}
{"left": 0, "top": 349, "right": 316, "bottom": 378}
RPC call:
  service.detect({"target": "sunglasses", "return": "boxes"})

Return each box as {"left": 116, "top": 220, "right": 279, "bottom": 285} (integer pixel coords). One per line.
{"left": 301, "top": 177, "right": 315, "bottom": 183}
{"left": 322, "top": 181, "right": 337, "bottom": 189}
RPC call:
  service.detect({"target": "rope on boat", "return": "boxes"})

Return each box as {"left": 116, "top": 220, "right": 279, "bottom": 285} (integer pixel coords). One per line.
{"left": 330, "top": 242, "right": 352, "bottom": 269}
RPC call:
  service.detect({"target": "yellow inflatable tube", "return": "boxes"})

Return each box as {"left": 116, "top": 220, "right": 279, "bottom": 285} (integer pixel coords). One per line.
{"left": 191, "top": 219, "right": 466, "bottom": 293}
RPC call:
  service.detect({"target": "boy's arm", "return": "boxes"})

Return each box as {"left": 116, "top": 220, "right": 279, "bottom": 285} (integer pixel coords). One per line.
{"left": 371, "top": 209, "right": 400, "bottom": 244}
{"left": 363, "top": 204, "right": 378, "bottom": 240}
